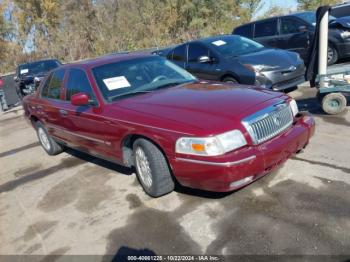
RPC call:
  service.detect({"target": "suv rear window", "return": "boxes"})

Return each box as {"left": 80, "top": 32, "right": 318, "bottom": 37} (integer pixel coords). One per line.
{"left": 234, "top": 24, "right": 253, "bottom": 38}
{"left": 254, "top": 20, "right": 278, "bottom": 38}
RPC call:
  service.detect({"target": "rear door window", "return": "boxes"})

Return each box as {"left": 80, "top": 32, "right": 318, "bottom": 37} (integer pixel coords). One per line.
{"left": 42, "top": 69, "right": 65, "bottom": 100}
{"left": 254, "top": 19, "right": 278, "bottom": 38}
{"left": 172, "top": 44, "right": 187, "bottom": 62}
{"left": 234, "top": 24, "right": 253, "bottom": 38}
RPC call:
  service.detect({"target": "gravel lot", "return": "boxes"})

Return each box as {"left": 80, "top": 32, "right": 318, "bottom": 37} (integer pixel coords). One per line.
{"left": 0, "top": 85, "right": 349, "bottom": 259}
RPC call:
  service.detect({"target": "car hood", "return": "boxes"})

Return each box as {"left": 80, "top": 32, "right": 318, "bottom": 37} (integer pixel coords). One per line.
{"left": 113, "top": 81, "right": 285, "bottom": 135}
{"left": 330, "top": 16, "right": 350, "bottom": 29}
{"left": 235, "top": 48, "right": 299, "bottom": 70}
{"left": 20, "top": 73, "right": 48, "bottom": 84}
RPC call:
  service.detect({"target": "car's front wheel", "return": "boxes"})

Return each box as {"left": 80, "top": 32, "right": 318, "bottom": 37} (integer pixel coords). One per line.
{"left": 133, "top": 138, "right": 175, "bottom": 197}
{"left": 328, "top": 44, "right": 338, "bottom": 65}
{"left": 222, "top": 76, "right": 238, "bottom": 84}
{"left": 36, "top": 122, "right": 64, "bottom": 155}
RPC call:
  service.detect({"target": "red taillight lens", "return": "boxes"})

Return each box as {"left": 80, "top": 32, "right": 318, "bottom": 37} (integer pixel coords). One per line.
{"left": 0, "top": 79, "right": 3, "bottom": 88}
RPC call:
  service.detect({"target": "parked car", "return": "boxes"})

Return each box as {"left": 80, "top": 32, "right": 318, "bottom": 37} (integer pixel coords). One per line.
{"left": 233, "top": 11, "right": 350, "bottom": 65}
{"left": 14, "top": 59, "right": 61, "bottom": 99}
{"left": 154, "top": 35, "right": 306, "bottom": 91}
{"left": 22, "top": 54, "right": 315, "bottom": 197}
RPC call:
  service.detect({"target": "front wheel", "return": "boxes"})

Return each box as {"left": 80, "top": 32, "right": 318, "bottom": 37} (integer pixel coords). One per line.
{"left": 36, "top": 122, "right": 64, "bottom": 155}
{"left": 222, "top": 76, "right": 238, "bottom": 84}
{"left": 133, "top": 138, "right": 174, "bottom": 197}
{"left": 321, "top": 93, "right": 347, "bottom": 115}
{"left": 327, "top": 44, "right": 338, "bottom": 65}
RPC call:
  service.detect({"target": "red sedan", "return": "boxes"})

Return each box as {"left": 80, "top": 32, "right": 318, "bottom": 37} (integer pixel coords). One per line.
{"left": 22, "top": 54, "right": 315, "bottom": 197}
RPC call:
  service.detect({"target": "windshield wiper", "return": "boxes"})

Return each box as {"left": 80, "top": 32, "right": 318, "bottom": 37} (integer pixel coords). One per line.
{"left": 108, "top": 90, "right": 151, "bottom": 102}
{"left": 150, "top": 80, "right": 196, "bottom": 91}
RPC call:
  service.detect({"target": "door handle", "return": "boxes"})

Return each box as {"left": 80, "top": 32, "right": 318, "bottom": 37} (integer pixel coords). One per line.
{"left": 59, "top": 109, "right": 68, "bottom": 116}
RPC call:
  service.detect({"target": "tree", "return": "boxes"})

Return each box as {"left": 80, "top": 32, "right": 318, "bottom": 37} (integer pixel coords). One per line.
{"left": 0, "top": 0, "right": 264, "bottom": 72}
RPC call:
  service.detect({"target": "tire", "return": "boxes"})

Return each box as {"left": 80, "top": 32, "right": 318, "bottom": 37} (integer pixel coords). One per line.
{"left": 222, "top": 76, "right": 238, "bottom": 84}
{"left": 327, "top": 44, "right": 338, "bottom": 66}
{"left": 133, "top": 138, "right": 174, "bottom": 197}
{"left": 322, "top": 93, "right": 347, "bottom": 115}
{"left": 35, "top": 122, "right": 64, "bottom": 155}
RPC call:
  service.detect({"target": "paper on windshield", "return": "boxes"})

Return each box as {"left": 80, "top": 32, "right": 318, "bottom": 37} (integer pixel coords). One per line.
{"left": 20, "top": 69, "right": 29, "bottom": 74}
{"left": 103, "top": 76, "right": 131, "bottom": 90}
{"left": 212, "top": 40, "right": 226, "bottom": 46}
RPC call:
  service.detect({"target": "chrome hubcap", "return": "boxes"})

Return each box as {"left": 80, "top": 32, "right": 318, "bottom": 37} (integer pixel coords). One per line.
{"left": 135, "top": 147, "right": 152, "bottom": 188}
{"left": 38, "top": 127, "right": 51, "bottom": 151}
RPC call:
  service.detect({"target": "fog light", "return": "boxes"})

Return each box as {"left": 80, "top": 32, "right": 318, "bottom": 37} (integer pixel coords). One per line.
{"left": 230, "top": 176, "right": 254, "bottom": 189}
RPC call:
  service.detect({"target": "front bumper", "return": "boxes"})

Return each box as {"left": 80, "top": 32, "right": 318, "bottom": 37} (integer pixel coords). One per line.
{"left": 256, "top": 63, "right": 306, "bottom": 91}
{"left": 170, "top": 113, "right": 315, "bottom": 192}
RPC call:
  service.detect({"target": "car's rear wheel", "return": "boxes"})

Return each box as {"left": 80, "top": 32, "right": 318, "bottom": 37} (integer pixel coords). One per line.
{"left": 327, "top": 44, "right": 338, "bottom": 65}
{"left": 36, "top": 122, "right": 64, "bottom": 155}
{"left": 133, "top": 138, "right": 174, "bottom": 197}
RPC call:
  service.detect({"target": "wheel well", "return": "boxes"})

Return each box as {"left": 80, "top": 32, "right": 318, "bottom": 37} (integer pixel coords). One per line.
{"left": 221, "top": 74, "right": 239, "bottom": 83}
{"left": 121, "top": 134, "right": 168, "bottom": 168}
{"left": 328, "top": 41, "right": 338, "bottom": 52}
{"left": 30, "top": 115, "right": 39, "bottom": 126}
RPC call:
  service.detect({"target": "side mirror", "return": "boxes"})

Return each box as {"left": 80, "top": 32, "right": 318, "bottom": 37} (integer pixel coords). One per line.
{"left": 298, "top": 25, "right": 307, "bottom": 33}
{"left": 198, "top": 56, "right": 211, "bottom": 63}
{"left": 71, "top": 92, "right": 89, "bottom": 106}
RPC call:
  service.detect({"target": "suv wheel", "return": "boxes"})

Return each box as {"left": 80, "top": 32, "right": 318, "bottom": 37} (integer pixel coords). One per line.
{"left": 327, "top": 44, "right": 338, "bottom": 65}
{"left": 36, "top": 122, "right": 64, "bottom": 155}
{"left": 133, "top": 138, "right": 175, "bottom": 197}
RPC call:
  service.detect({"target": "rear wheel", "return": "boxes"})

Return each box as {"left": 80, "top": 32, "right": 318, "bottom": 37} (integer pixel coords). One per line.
{"left": 36, "top": 122, "right": 64, "bottom": 155}
{"left": 133, "top": 138, "right": 174, "bottom": 197}
{"left": 321, "top": 93, "right": 347, "bottom": 115}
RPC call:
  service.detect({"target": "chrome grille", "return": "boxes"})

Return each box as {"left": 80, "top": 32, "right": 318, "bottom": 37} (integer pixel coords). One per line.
{"left": 243, "top": 103, "right": 293, "bottom": 144}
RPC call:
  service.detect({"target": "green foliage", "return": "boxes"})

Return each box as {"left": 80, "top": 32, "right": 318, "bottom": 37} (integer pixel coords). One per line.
{"left": 297, "top": 0, "right": 342, "bottom": 10}
{"left": 0, "top": 0, "right": 265, "bottom": 73}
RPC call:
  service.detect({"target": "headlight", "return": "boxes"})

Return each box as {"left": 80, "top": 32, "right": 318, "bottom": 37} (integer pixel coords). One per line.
{"left": 290, "top": 99, "right": 299, "bottom": 117}
{"left": 176, "top": 130, "right": 247, "bottom": 156}
{"left": 341, "top": 31, "right": 350, "bottom": 39}
{"left": 244, "top": 64, "right": 279, "bottom": 73}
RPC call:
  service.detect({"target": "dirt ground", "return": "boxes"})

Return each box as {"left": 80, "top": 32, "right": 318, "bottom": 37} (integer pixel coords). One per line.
{"left": 0, "top": 85, "right": 349, "bottom": 259}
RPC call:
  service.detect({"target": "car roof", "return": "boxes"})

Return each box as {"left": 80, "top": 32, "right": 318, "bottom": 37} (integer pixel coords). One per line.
{"left": 235, "top": 11, "right": 313, "bottom": 28}
{"left": 59, "top": 53, "right": 155, "bottom": 70}
{"left": 188, "top": 34, "right": 241, "bottom": 44}
{"left": 19, "top": 59, "right": 60, "bottom": 67}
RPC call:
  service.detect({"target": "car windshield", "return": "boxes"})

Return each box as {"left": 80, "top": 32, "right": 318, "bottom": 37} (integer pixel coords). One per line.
{"left": 204, "top": 35, "right": 264, "bottom": 57}
{"left": 294, "top": 12, "right": 336, "bottom": 26}
{"left": 19, "top": 60, "right": 61, "bottom": 75}
{"left": 92, "top": 56, "right": 196, "bottom": 101}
